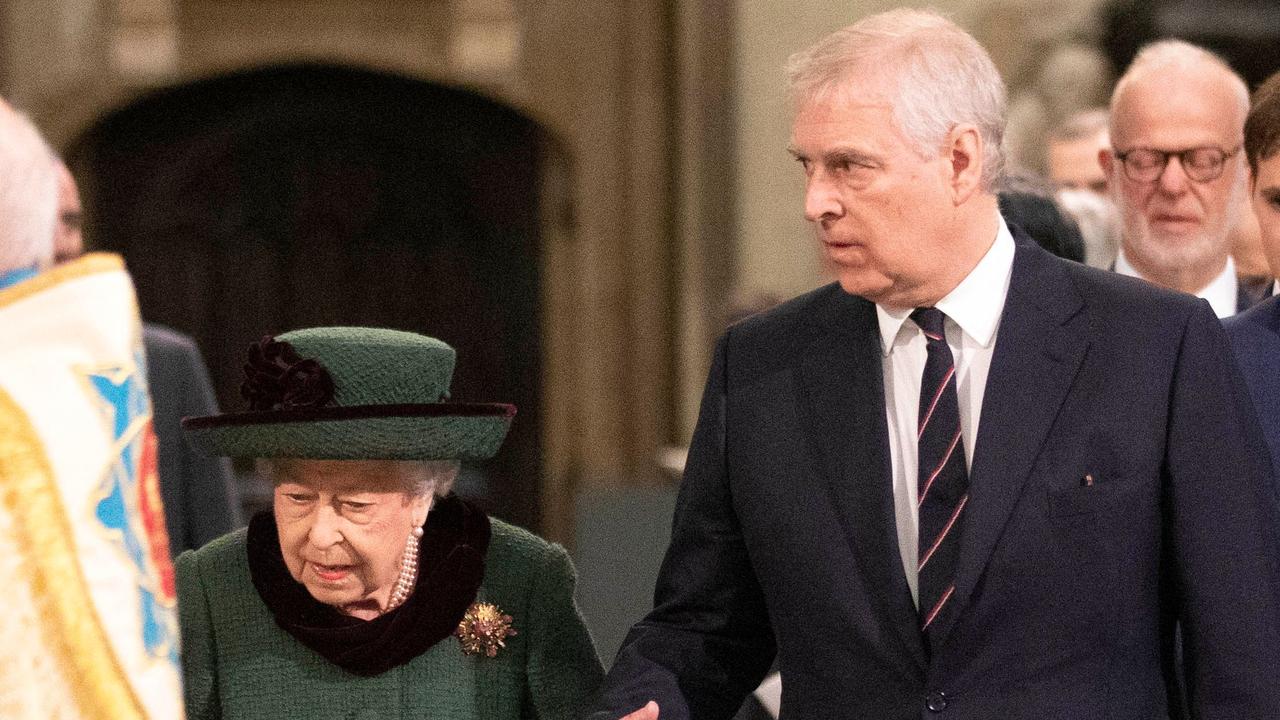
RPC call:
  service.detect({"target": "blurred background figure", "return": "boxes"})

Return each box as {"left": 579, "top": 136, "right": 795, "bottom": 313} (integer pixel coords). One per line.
{"left": 1227, "top": 190, "right": 1276, "bottom": 307}
{"left": 998, "top": 170, "right": 1087, "bottom": 262}
{"left": 1047, "top": 107, "right": 1110, "bottom": 195}
{"left": 1045, "top": 108, "right": 1120, "bottom": 268}
{"left": 1101, "top": 40, "right": 1266, "bottom": 317}
{"left": 52, "top": 161, "right": 83, "bottom": 264}
{"left": 53, "top": 159, "right": 242, "bottom": 557}
{"left": 1056, "top": 187, "right": 1121, "bottom": 269}
{"left": 1226, "top": 68, "right": 1280, "bottom": 486}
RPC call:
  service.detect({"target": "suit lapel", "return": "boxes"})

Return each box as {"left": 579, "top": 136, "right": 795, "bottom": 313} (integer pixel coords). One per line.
{"left": 932, "top": 240, "right": 1091, "bottom": 647}
{"left": 794, "top": 287, "right": 928, "bottom": 673}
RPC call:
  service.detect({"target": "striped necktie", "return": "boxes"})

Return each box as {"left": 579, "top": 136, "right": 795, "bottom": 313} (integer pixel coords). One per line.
{"left": 911, "top": 307, "right": 969, "bottom": 652}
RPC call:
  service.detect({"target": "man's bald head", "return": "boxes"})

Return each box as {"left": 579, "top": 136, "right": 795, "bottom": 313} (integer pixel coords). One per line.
{"left": 1109, "top": 41, "right": 1248, "bottom": 149}
{"left": 0, "top": 100, "right": 58, "bottom": 275}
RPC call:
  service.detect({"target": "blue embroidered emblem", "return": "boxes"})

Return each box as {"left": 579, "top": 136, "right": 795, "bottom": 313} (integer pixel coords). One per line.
{"left": 87, "top": 352, "right": 179, "bottom": 666}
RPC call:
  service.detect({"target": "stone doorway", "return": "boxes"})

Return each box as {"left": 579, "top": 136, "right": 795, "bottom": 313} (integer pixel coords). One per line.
{"left": 66, "top": 63, "right": 564, "bottom": 530}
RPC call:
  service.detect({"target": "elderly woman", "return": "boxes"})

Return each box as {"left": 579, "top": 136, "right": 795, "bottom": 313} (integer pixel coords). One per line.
{"left": 176, "top": 327, "right": 603, "bottom": 719}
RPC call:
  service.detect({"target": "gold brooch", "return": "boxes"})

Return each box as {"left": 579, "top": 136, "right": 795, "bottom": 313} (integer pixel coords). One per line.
{"left": 456, "top": 602, "right": 517, "bottom": 657}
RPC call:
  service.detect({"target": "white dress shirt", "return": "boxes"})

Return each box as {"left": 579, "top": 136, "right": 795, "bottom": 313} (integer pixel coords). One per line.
{"left": 877, "top": 216, "right": 1015, "bottom": 606}
{"left": 1114, "top": 248, "right": 1239, "bottom": 318}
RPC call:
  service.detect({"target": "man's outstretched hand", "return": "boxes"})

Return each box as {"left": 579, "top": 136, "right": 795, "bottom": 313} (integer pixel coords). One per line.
{"left": 619, "top": 701, "right": 660, "bottom": 720}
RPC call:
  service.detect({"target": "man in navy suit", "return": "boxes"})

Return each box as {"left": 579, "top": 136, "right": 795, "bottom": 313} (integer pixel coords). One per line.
{"left": 1227, "top": 72, "right": 1280, "bottom": 483}
{"left": 591, "top": 9, "right": 1280, "bottom": 720}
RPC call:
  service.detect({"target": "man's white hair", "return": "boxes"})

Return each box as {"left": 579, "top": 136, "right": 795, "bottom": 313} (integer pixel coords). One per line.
{"left": 0, "top": 103, "right": 57, "bottom": 274}
{"left": 785, "top": 8, "right": 1008, "bottom": 190}
{"left": 1109, "top": 40, "right": 1249, "bottom": 136}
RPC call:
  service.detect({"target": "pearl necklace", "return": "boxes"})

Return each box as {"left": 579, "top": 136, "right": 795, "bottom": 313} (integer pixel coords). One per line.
{"left": 385, "top": 525, "right": 424, "bottom": 613}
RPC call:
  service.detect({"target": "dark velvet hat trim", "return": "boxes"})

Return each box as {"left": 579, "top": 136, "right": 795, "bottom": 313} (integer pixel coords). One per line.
{"left": 246, "top": 493, "right": 491, "bottom": 677}
{"left": 183, "top": 402, "right": 516, "bottom": 430}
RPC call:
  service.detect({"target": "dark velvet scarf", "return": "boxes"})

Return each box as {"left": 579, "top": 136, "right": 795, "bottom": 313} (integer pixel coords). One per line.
{"left": 246, "top": 493, "right": 491, "bottom": 676}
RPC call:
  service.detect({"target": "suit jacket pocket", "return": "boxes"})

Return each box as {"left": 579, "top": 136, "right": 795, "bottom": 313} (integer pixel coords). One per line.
{"left": 1047, "top": 475, "right": 1136, "bottom": 518}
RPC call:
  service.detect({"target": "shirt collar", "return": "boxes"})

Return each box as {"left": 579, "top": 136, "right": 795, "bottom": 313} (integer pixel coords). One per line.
{"left": 1114, "top": 247, "right": 1239, "bottom": 318}
{"left": 876, "top": 214, "right": 1016, "bottom": 355}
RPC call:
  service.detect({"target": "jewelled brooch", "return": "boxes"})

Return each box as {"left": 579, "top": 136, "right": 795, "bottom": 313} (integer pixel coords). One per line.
{"left": 456, "top": 602, "right": 517, "bottom": 657}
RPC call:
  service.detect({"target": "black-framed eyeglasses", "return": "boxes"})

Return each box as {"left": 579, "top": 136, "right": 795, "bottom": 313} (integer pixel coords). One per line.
{"left": 1113, "top": 145, "right": 1242, "bottom": 183}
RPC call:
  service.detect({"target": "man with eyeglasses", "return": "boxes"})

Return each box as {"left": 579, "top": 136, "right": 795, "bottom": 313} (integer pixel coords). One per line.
{"left": 1100, "top": 40, "right": 1269, "bottom": 317}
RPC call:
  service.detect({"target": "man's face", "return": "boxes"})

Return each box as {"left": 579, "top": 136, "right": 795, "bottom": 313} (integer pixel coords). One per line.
{"left": 1104, "top": 72, "right": 1244, "bottom": 282}
{"left": 790, "top": 90, "right": 957, "bottom": 308}
{"left": 1048, "top": 130, "right": 1108, "bottom": 195}
{"left": 1250, "top": 152, "right": 1280, "bottom": 278}
{"left": 53, "top": 164, "right": 83, "bottom": 264}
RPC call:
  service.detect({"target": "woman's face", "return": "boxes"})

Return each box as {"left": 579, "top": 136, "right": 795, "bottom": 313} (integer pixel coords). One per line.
{"left": 271, "top": 459, "right": 431, "bottom": 617}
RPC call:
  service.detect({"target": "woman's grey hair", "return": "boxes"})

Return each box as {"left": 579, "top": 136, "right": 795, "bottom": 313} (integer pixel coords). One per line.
{"left": 257, "top": 459, "right": 461, "bottom": 498}
{"left": 785, "top": 8, "right": 1008, "bottom": 191}
{"left": 0, "top": 103, "right": 58, "bottom": 274}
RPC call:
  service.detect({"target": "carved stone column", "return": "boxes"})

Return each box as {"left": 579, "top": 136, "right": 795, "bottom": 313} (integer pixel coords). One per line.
{"left": 521, "top": 0, "right": 686, "bottom": 542}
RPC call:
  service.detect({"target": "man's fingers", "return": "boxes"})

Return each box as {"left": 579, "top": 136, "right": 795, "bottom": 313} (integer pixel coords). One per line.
{"left": 619, "top": 700, "right": 660, "bottom": 720}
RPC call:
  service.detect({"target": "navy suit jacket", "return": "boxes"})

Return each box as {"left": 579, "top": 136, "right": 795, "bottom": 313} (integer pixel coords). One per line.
{"left": 144, "top": 323, "right": 242, "bottom": 556}
{"left": 1225, "top": 295, "right": 1280, "bottom": 484}
{"left": 590, "top": 239, "right": 1280, "bottom": 720}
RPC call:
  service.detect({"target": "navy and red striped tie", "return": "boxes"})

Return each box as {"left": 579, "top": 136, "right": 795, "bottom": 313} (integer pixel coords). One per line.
{"left": 911, "top": 307, "right": 968, "bottom": 653}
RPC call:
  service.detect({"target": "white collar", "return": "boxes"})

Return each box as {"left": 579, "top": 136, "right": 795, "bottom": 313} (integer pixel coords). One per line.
{"left": 1114, "top": 247, "right": 1238, "bottom": 318}
{"left": 876, "top": 215, "right": 1016, "bottom": 355}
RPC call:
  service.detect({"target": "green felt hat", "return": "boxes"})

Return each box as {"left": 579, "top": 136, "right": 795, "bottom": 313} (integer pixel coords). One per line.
{"left": 182, "top": 327, "right": 515, "bottom": 460}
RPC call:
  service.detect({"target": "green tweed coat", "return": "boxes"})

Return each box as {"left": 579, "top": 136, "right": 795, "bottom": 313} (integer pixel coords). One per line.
{"left": 176, "top": 519, "right": 604, "bottom": 720}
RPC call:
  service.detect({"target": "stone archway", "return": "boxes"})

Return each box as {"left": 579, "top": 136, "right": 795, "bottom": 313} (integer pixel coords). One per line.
{"left": 66, "top": 63, "right": 566, "bottom": 531}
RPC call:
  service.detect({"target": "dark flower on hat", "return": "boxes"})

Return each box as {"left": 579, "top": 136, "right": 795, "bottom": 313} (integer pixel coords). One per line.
{"left": 241, "top": 336, "right": 336, "bottom": 411}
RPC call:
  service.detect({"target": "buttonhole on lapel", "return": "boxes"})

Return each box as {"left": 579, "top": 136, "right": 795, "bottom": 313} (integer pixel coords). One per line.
{"left": 1081, "top": 473, "right": 1094, "bottom": 488}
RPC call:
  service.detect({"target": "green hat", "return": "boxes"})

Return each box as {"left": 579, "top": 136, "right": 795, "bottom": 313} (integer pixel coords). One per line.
{"left": 182, "top": 327, "right": 515, "bottom": 460}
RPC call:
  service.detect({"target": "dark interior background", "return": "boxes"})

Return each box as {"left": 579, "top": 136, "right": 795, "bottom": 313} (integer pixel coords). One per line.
{"left": 1102, "top": 0, "right": 1280, "bottom": 87}
{"left": 65, "top": 64, "right": 565, "bottom": 530}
